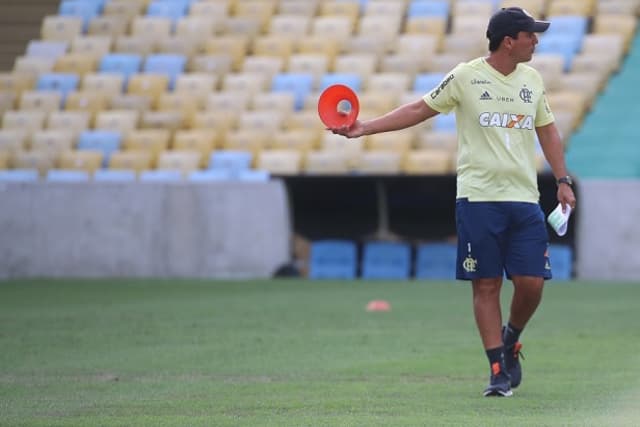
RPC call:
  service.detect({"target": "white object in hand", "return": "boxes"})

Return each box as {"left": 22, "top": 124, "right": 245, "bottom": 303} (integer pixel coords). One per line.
{"left": 547, "top": 203, "right": 572, "bottom": 236}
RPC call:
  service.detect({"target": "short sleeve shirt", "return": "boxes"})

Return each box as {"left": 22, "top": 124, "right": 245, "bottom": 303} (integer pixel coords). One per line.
{"left": 424, "top": 57, "right": 554, "bottom": 202}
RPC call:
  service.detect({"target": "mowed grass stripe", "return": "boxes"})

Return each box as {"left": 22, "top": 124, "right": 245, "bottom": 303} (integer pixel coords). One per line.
{"left": 1, "top": 279, "right": 639, "bottom": 426}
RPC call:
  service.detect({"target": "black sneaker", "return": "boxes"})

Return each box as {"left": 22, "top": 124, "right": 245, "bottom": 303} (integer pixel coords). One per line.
{"left": 503, "top": 327, "right": 524, "bottom": 388}
{"left": 483, "top": 362, "right": 513, "bottom": 397}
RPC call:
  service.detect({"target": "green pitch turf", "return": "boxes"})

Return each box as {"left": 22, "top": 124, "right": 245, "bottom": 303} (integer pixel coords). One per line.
{"left": 1, "top": 279, "right": 639, "bottom": 427}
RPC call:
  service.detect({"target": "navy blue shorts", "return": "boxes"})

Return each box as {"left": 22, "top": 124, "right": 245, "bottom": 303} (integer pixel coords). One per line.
{"left": 455, "top": 198, "right": 552, "bottom": 280}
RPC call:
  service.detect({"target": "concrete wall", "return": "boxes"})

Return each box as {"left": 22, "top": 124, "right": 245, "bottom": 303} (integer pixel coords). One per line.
{"left": 0, "top": 181, "right": 291, "bottom": 279}
{"left": 576, "top": 180, "right": 640, "bottom": 281}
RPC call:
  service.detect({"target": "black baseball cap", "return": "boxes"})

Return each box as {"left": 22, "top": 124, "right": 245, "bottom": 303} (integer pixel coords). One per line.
{"left": 486, "top": 7, "right": 550, "bottom": 42}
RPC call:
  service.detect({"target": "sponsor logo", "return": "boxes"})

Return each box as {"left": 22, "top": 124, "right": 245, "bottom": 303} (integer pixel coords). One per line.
{"left": 519, "top": 87, "right": 533, "bottom": 103}
{"left": 479, "top": 91, "right": 492, "bottom": 100}
{"left": 478, "top": 112, "right": 534, "bottom": 129}
{"left": 463, "top": 256, "right": 478, "bottom": 273}
{"left": 430, "top": 74, "right": 454, "bottom": 99}
{"left": 496, "top": 96, "right": 515, "bottom": 103}
{"left": 471, "top": 78, "right": 492, "bottom": 85}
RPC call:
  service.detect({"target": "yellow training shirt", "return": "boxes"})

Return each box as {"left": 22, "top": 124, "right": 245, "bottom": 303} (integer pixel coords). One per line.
{"left": 424, "top": 57, "right": 554, "bottom": 202}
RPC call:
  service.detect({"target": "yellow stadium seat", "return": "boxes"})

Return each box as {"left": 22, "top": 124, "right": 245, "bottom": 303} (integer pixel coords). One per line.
{"left": 366, "top": 72, "right": 411, "bottom": 93}
{"left": 334, "top": 53, "right": 378, "bottom": 81}
{"left": 124, "top": 129, "right": 171, "bottom": 165}
{"left": 380, "top": 53, "right": 422, "bottom": 78}
{"left": 140, "top": 111, "right": 185, "bottom": 132}
{"left": 356, "top": 150, "right": 403, "bottom": 174}
{"left": 239, "top": 111, "right": 284, "bottom": 134}
{"left": 278, "top": 0, "right": 319, "bottom": 16}
{"left": 257, "top": 149, "right": 303, "bottom": 175}
{"left": 12, "top": 57, "right": 55, "bottom": 79}
{"left": 581, "top": 33, "right": 625, "bottom": 69}
{"left": 157, "top": 92, "right": 200, "bottom": 120}
{"left": 59, "top": 150, "right": 103, "bottom": 173}
{"left": 156, "top": 36, "right": 200, "bottom": 57}
{"left": 358, "top": 90, "right": 399, "bottom": 115}
{"left": 570, "top": 53, "right": 617, "bottom": 81}
{"left": 597, "top": 0, "right": 639, "bottom": 15}
{"left": 127, "top": 74, "right": 169, "bottom": 107}
{"left": 404, "top": 16, "right": 447, "bottom": 46}
{"left": 109, "top": 94, "right": 152, "bottom": 113}
{"left": 357, "top": 15, "right": 401, "bottom": 52}
{"left": 0, "top": 129, "right": 28, "bottom": 154}
{"left": 321, "top": 133, "right": 365, "bottom": 169}
{"left": 175, "top": 16, "right": 218, "bottom": 44}
{"left": 417, "top": 130, "right": 458, "bottom": 151}
{"left": 224, "top": 129, "right": 272, "bottom": 155}
{"left": 2, "top": 110, "right": 46, "bottom": 134}
{"left": 41, "top": 15, "right": 83, "bottom": 41}
{"left": 346, "top": 34, "right": 390, "bottom": 58}
{"left": 442, "top": 34, "right": 487, "bottom": 57}
{"left": 157, "top": 150, "right": 201, "bottom": 175}
{"left": 175, "top": 73, "right": 218, "bottom": 95}
{"left": 172, "top": 129, "right": 217, "bottom": 164}
{"left": 319, "top": 1, "right": 359, "bottom": 26}
{"left": 54, "top": 53, "right": 97, "bottom": 75}
{"left": 206, "top": 90, "right": 252, "bottom": 113}
{"left": 552, "top": 109, "right": 579, "bottom": 139}
{"left": 87, "top": 16, "right": 128, "bottom": 38}
{"left": 102, "top": 0, "right": 145, "bottom": 19}
{"left": 364, "top": 1, "right": 405, "bottom": 18}
{"left": 203, "top": 36, "right": 250, "bottom": 72}
{"left": 311, "top": 16, "right": 354, "bottom": 42}
{"left": 451, "top": 16, "right": 487, "bottom": 37}
{"left": 547, "top": 0, "right": 595, "bottom": 16}
{"left": 269, "top": 14, "right": 311, "bottom": 36}
{"left": 528, "top": 54, "right": 566, "bottom": 91}
{"left": 131, "top": 17, "right": 172, "bottom": 38}
{"left": 252, "top": 35, "right": 295, "bottom": 64}
{"left": 403, "top": 149, "right": 454, "bottom": 174}
{"left": 113, "top": 36, "right": 155, "bottom": 56}
{"left": 251, "top": 92, "right": 295, "bottom": 116}
{"left": 0, "top": 73, "right": 35, "bottom": 94}
{"left": 65, "top": 91, "right": 111, "bottom": 120}
{"left": 190, "top": 110, "right": 238, "bottom": 136}
{"left": 453, "top": 1, "right": 494, "bottom": 17}
{"left": 559, "top": 72, "right": 605, "bottom": 105}
{"left": 284, "top": 110, "right": 325, "bottom": 133}
{"left": 71, "top": 36, "right": 112, "bottom": 58}
{"left": 109, "top": 150, "right": 153, "bottom": 173}
{"left": 46, "top": 111, "right": 91, "bottom": 135}
{"left": 188, "top": 54, "right": 233, "bottom": 76}
{"left": 365, "top": 130, "right": 414, "bottom": 153}
{"left": 500, "top": 0, "right": 546, "bottom": 17}
{"left": 304, "top": 150, "right": 350, "bottom": 174}
{"left": 189, "top": 1, "right": 229, "bottom": 18}
{"left": 221, "top": 72, "right": 269, "bottom": 96}
{"left": 19, "top": 91, "right": 62, "bottom": 113}
{"left": 0, "top": 150, "right": 9, "bottom": 169}
{"left": 30, "top": 129, "right": 75, "bottom": 153}
{"left": 13, "top": 150, "right": 56, "bottom": 176}
{"left": 242, "top": 55, "right": 285, "bottom": 79}
{"left": 222, "top": 17, "right": 261, "bottom": 39}
{"left": 295, "top": 36, "right": 340, "bottom": 68}
{"left": 82, "top": 73, "right": 124, "bottom": 93}
{"left": 429, "top": 53, "right": 470, "bottom": 73}
{"left": 235, "top": 0, "right": 277, "bottom": 33}
{"left": 547, "top": 90, "right": 589, "bottom": 118}
{"left": 271, "top": 128, "right": 319, "bottom": 152}
{"left": 95, "top": 110, "right": 139, "bottom": 133}
{"left": 286, "top": 53, "right": 328, "bottom": 86}
{"left": 0, "top": 93, "right": 16, "bottom": 117}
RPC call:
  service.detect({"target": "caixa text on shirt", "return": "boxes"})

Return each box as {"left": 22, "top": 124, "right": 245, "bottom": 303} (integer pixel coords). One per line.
{"left": 478, "top": 112, "right": 534, "bottom": 130}
{"left": 430, "top": 74, "right": 454, "bottom": 99}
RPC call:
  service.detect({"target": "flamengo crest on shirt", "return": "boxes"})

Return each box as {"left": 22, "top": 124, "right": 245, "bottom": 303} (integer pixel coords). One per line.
{"left": 478, "top": 112, "right": 534, "bottom": 130}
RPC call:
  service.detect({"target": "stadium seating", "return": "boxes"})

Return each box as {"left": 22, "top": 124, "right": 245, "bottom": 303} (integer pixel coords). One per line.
{"left": 308, "top": 239, "right": 358, "bottom": 279}
{"left": 361, "top": 241, "right": 412, "bottom": 279}
{"left": 549, "top": 244, "right": 573, "bottom": 280}
{"left": 415, "top": 242, "right": 457, "bottom": 280}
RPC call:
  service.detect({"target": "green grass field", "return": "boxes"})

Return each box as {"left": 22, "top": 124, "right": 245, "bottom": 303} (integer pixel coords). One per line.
{"left": 1, "top": 279, "right": 639, "bottom": 426}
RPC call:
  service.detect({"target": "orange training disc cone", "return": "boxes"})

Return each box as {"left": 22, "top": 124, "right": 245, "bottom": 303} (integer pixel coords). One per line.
{"left": 366, "top": 300, "right": 391, "bottom": 312}
{"left": 317, "top": 84, "right": 360, "bottom": 128}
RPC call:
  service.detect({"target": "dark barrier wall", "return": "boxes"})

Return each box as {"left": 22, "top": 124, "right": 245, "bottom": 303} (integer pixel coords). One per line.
{"left": 283, "top": 173, "right": 576, "bottom": 251}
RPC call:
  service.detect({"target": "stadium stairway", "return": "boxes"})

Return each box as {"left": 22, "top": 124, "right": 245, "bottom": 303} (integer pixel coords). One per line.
{"left": 566, "top": 28, "right": 640, "bottom": 179}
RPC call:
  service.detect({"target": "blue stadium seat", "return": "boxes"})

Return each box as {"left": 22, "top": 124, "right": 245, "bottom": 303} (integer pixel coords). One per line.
{"left": 139, "top": 170, "right": 183, "bottom": 182}
{"left": 536, "top": 34, "right": 582, "bottom": 71}
{"left": 407, "top": 0, "right": 450, "bottom": 18}
{"left": 26, "top": 40, "right": 68, "bottom": 59}
{"left": 59, "top": 0, "right": 103, "bottom": 28}
{"left": 545, "top": 16, "right": 588, "bottom": 38}
{"left": 361, "top": 241, "right": 411, "bottom": 280}
{"left": 188, "top": 169, "right": 233, "bottom": 182}
{"left": 272, "top": 73, "right": 314, "bottom": 111}
{"left": 46, "top": 169, "right": 90, "bottom": 182}
{"left": 413, "top": 72, "right": 446, "bottom": 93}
{"left": 77, "top": 130, "right": 122, "bottom": 167}
{"left": 433, "top": 113, "right": 456, "bottom": 132}
{"left": 0, "top": 169, "right": 39, "bottom": 182}
{"left": 309, "top": 239, "right": 358, "bottom": 279}
{"left": 415, "top": 242, "right": 457, "bottom": 280}
{"left": 93, "top": 169, "right": 137, "bottom": 182}
{"left": 209, "top": 150, "right": 252, "bottom": 174}
{"left": 319, "top": 73, "right": 362, "bottom": 92}
{"left": 147, "top": 0, "right": 189, "bottom": 22}
{"left": 143, "top": 54, "right": 186, "bottom": 89}
{"left": 549, "top": 244, "right": 573, "bottom": 280}
{"left": 36, "top": 73, "right": 79, "bottom": 99}
{"left": 237, "top": 169, "right": 270, "bottom": 182}
{"left": 99, "top": 54, "right": 142, "bottom": 81}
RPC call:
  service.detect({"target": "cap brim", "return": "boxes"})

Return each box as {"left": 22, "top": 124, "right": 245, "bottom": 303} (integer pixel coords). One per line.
{"left": 531, "top": 20, "right": 550, "bottom": 32}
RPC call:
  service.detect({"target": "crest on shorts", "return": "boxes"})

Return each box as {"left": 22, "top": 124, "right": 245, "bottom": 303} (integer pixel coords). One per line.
{"left": 463, "top": 256, "right": 478, "bottom": 273}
